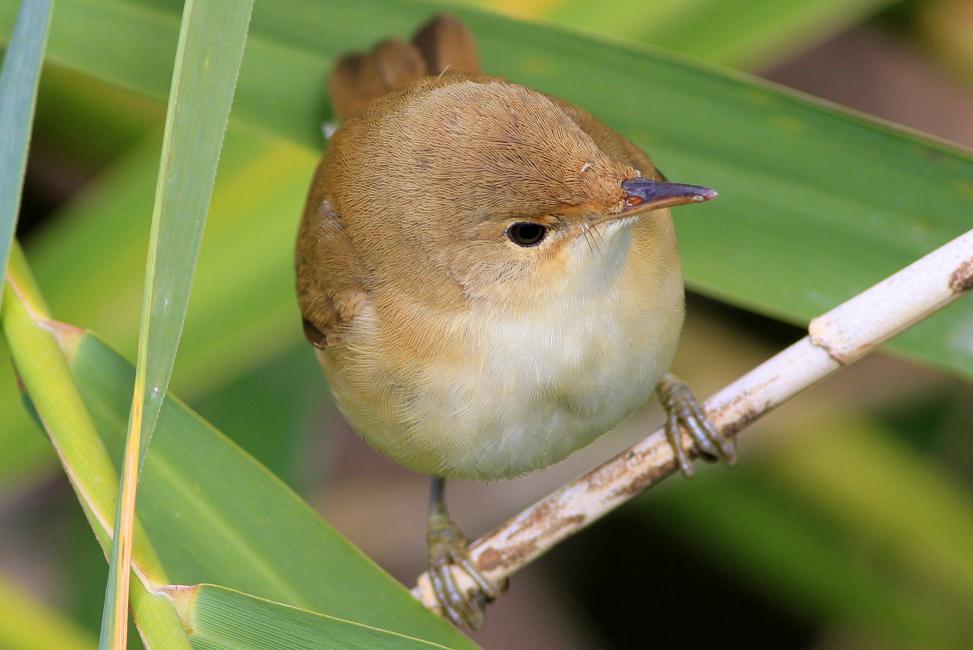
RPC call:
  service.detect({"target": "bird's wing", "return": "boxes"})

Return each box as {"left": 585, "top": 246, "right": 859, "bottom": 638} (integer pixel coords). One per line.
{"left": 330, "top": 14, "right": 480, "bottom": 122}
{"left": 300, "top": 14, "right": 482, "bottom": 348}
{"left": 295, "top": 167, "right": 369, "bottom": 349}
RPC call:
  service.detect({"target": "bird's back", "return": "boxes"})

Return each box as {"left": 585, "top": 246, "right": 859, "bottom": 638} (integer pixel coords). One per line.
{"left": 296, "top": 15, "right": 485, "bottom": 348}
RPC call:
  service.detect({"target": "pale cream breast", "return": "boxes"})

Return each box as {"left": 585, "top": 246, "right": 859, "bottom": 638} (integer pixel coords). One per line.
{"left": 320, "top": 216, "right": 684, "bottom": 480}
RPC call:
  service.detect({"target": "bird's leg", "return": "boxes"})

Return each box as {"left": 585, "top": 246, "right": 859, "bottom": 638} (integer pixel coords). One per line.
{"left": 656, "top": 373, "right": 736, "bottom": 477}
{"left": 427, "top": 477, "right": 504, "bottom": 629}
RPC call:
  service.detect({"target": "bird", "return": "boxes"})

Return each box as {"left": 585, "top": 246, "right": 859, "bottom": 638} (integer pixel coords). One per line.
{"left": 295, "top": 13, "right": 735, "bottom": 629}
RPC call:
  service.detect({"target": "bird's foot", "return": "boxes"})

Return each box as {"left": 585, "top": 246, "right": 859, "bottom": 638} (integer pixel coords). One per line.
{"left": 427, "top": 513, "right": 505, "bottom": 629}
{"left": 656, "top": 373, "right": 736, "bottom": 477}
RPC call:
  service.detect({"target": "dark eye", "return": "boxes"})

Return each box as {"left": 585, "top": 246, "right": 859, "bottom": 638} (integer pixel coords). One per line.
{"left": 506, "top": 222, "right": 547, "bottom": 247}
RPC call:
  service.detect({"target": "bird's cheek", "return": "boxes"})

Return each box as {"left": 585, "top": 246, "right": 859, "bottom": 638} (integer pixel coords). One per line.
{"left": 521, "top": 240, "right": 568, "bottom": 286}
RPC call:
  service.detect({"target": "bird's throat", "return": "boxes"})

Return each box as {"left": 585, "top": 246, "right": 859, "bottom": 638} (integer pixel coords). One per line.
{"left": 564, "top": 218, "right": 636, "bottom": 296}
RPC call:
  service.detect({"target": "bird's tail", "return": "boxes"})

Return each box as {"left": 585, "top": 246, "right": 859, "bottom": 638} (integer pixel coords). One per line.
{"left": 329, "top": 14, "right": 480, "bottom": 122}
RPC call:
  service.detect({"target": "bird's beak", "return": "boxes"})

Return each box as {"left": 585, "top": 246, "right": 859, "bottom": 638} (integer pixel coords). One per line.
{"left": 616, "top": 178, "right": 718, "bottom": 218}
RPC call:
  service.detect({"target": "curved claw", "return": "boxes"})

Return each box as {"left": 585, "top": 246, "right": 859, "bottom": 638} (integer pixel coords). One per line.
{"left": 427, "top": 514, "right": 501, "bottom": 630}
{"left": 434, "top": 557, "right": 484, "bottom": 628}
{"left": 433, "top": 549, "right": 485, "bottom": 628}
{"left": 657, "top": 373, "right": 736, "bottom": 477}
{"left": 429, "top": 559, "right": 468, "bottom": 626}
{"left": 457, "top": 555, "right": 503, "bottom": 601}
{"left": 682, "top": 407, "right": 721, "bottom": 459}
{"left": 687, "top": 395, "right": 736, "bottom": 462}
{"left": 664, "top": 409, "right": 694, "bottom": 477}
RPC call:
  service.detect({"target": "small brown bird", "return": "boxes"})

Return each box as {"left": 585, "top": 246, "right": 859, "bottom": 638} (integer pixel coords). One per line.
{"left": 296, "top": 14, "right": 734, "bottom": 628}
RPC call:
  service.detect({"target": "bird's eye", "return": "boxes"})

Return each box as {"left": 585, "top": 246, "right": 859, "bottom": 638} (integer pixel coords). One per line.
{"left": 506, "top": 222, "right": 548, "bottom": 247}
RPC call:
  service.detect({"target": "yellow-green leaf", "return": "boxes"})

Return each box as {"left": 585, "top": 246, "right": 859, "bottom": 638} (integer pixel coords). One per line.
{"left": 100, "top": 1, "right": 254, "bottom": 647}
{"left": 170, "top": 585, "right": 457, "bottom": 649}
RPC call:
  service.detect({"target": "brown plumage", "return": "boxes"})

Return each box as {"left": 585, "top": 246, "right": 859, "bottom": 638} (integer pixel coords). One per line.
{"left": 298, "top": 15, "right": 667, "bottom": 351}
{"left": 295, "top": 14, "right": 731, "bottom": 628}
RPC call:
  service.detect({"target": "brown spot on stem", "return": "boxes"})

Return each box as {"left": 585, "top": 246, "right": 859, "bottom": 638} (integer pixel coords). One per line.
{"left": 507, "top": 501, "right": 556, "bottom": 540}
{"left": 949, "top": 258, "right": 973, "bottom": 293}
{"left": 708, "top": 375, "right": 778, "bottom": 435}
{"left": 583, "top": 457, "right": 631, "bottom": 492}
{"left": 718, "top": 402, "right": 764, "bottom": 436}
{"left": 612, "top": 460, "right": 677, "bottom": 498}
{"left": 559, "top": 514, "right": 586, "bottom": 529}
{"left": 477, "top": 540, "right": 538, "bottom": 573}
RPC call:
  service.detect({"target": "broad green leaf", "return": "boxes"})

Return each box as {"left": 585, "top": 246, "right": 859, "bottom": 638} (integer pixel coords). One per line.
{"left": 193, "top": 346, "right": 323, "bottom": 485}
{"left": 0, "top": 0, "right": 51, "bottom": 301}
{"left": 169, "top": 585, "right": 455, "bottom": 649}
{"left": 3, "top": 0, "right": 971, "bottom": 381}
{"left": 0, "top": 574, "right": 96, "bottom": 650}
{"left": 100, "top": 2, "right": 254, "bottom": 647}
{"left": 603, "top": 0, "right": 888, "bottom": 66}
{"left": 1, "top": 245, "right": 191, "bottom": 649}
{"left": 477, "top": 0, "right": 893, "bottom": 68}
{"left": 66, "top": 328, "right": 474, "bottom": 648}
{"left": 1, "top": 249, "right": 473, "bottom": 648}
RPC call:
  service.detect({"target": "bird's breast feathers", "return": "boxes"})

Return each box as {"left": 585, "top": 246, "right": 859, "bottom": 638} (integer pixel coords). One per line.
{"left": 320, "top": 221, "right": 684, "bottom": 480}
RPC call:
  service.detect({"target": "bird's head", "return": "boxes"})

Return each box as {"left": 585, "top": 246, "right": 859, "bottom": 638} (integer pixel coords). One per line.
{"left": 323, "top": 78, "right": 716, "bottom": 310}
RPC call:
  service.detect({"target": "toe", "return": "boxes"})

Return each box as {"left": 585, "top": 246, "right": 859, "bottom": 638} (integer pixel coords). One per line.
{"left": 665, "top": 411, "right": 695, "bottom": 477}
{"left": 688, "top": 399, "right": 736, "bottom": 463}
{"left": 680, "top": 409, "right": 720, "bottom": 459}
{"left": 457, "top": 555, "right": 501, "bottom": 601}
{"left": 430, "top": 563, "right": 466, "bottom": 626}
{"left": 445, "top": 562, "right": 486, "bottom": 628}
{"left": 440, "top": 561, "right": 483, "bottom": 629}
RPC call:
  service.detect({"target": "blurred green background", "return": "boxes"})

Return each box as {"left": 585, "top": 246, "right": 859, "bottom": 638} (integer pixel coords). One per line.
{"left": 2, "top": 0, "right": 973, "bottom": 648}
